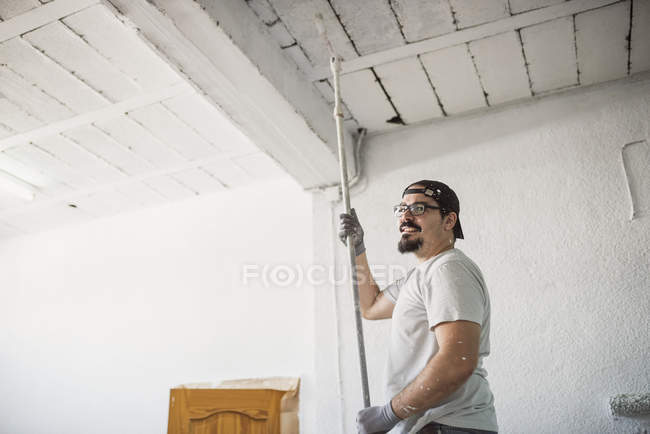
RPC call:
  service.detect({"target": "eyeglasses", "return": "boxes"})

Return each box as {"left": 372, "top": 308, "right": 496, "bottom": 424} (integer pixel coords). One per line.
{"left": 393, "top": 202, "right": 442, "bottom": 217}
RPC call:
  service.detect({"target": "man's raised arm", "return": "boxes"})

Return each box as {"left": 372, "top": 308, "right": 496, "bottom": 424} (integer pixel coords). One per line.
{"left": 338, "top": 209, "right": 395, "bottom": 320}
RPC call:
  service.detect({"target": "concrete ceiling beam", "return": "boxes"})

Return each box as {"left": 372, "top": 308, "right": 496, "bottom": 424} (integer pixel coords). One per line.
{"left": 106, "top": 0, "right": 351, "bottom": 190}
{"left": 309, "top": 0, "right": 621, "bottom": 81}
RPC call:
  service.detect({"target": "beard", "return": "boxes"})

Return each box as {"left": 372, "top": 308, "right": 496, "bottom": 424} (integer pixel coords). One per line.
{"left": 398, "top": 234, "right": 423, "bottom": 253}
{"left": 398, "top": 221, "right": 423, "bottom": 253}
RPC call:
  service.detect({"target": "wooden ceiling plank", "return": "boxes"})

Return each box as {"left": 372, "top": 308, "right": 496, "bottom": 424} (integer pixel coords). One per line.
{"left": 0, "top": 124, "right": 13, "bottom": 140}
{"left": 115, "top": 181, "right": 166, "bottom": 208}
{"left": 0, "top": 0, "right": 99, "bottom": 43}
{"left": 94, "top": 115, "right": 187, "bottom": 168}
{"left": 0, "top": 97, "right": 43, "bottom": 133}
{"left": 171, "top": 168, "right": 227, "bottom": 195}
{"left": 32, "top": 134, "right": 126, "bottom": 183}
{"left": 161, "top": 93, "right": 257, "bottom": 155}
{"left": 0, "top": 150, "right": 67, "bottom": 194}
{"left": 373, "top": 56, "right": 443, "bottom": 124}
{"left": 469, "top": 31, "right": 531, "bottom": 105}
{"left": 233, "top": 152, "right": 289, "bottom": 180}
{"left": 575, "top": 1, "right": 630, "bottom": 86}
{"left": 0, "top": 37, "right": 108, "bottom": 113}
{"left": 143, "top": 174, "right": 197, "bottom": 200}
{"left": 62, "top": 124, "right": 154, "bottom": 176}
{"left": 0, "top": 64, "right": 74, "bottom": 122}
{"left": 62, "top": 4, "right": 181, "bottom": 91}
{"left": 23, "top": 21, "right": 141, "bottom": 102}
{"left": 5, "top": 143, "right": 93, "bottom": 188}
{"left": 520, "top": 17, "right": 577, "bottom": 93}
{"left": 420, "top": 44, "right": 486, "bottom": 114}
{"left": 200, "top": 159, "right": 254, "bottom": 189}
{"left": 126, "top": 103, "right": 218, "bottom": 160}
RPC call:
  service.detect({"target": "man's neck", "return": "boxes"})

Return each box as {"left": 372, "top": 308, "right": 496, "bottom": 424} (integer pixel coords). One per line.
{"left": 416, "top": 242, "right": 455, "bottom": 263}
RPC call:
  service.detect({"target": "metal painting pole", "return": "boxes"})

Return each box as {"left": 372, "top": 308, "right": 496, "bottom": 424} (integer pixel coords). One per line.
{"left": 315, "top": 14, "right": 371, "bottom": 408}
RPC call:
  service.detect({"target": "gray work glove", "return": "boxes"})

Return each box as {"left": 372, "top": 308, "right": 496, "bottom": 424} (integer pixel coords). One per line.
{"left": 338, "top": 208, "right": 366, "bottom": 256}
{"left": 356, "top": 402, "right": 401, "bottom": 434}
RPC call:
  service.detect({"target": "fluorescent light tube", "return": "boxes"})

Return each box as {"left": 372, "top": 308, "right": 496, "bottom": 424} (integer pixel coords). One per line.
{"left": 0, "top": 168, "right": 37, "bottom": 201}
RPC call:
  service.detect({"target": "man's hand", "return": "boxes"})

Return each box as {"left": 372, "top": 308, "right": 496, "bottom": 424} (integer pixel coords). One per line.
{"left": 356, "top": 402, "right": 401, "bottom": 434}
{"left": 338, "top": 208, "right": 365, "bottom": 256}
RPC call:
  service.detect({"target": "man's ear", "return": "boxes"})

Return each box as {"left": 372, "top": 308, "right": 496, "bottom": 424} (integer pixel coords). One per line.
{"left": 445, "top": 212, "right": 458, "bottom": 231}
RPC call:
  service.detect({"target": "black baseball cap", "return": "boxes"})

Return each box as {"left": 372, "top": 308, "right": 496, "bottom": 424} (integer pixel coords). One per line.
{"left": 401, "top": 180, "right": 464, "bottom": 239}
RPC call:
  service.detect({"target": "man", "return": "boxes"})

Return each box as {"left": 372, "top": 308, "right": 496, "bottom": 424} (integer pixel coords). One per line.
{"left": 338, "top": 180, "right": 498, "bottom": 434}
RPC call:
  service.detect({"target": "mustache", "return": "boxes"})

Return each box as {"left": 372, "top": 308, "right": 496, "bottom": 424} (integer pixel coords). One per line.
{"left": 400, "top": 222, "right": 422, "bottom": 231}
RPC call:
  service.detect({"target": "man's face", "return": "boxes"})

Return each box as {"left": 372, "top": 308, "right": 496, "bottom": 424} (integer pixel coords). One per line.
{"left": 397, "top": 185, "right": 455, "bottom": 255}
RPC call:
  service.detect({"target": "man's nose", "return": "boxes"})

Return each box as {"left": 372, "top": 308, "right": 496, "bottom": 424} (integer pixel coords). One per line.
{"left": 400, "top": 211, "right": 414, "bottom": 224}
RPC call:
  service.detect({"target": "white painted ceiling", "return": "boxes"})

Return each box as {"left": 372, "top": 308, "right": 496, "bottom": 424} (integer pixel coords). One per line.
{"left": 1, "top": 0, "right": 649, "bottom": 239}
{"left": 246, "top": 0, "right": 650, "bottom": 132}
{"left": 0, "top": 1, "right": 287, "bottom": 239}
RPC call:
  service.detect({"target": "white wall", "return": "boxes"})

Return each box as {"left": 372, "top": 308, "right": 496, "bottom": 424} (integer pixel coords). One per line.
{"left": 0, "top": 178, "right": 315, "bottom": 434}
{"left": 314, "top": 74, "right": 650, "bottom": 434}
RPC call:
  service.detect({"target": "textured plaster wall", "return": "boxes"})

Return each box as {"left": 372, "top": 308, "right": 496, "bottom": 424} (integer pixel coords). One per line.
{"left": 0, "top": 179, "right": 315, "bottom": 434}
{"left": 314, "top": 74, "right": 650, "bottom": 434}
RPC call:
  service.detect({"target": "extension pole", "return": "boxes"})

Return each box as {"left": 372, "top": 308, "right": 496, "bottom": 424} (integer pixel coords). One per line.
{"left": 315, "top": 14, "right": 370, "bottom": 408}
{"left": 332, "top": 54, "right": 371, "bottom": 410}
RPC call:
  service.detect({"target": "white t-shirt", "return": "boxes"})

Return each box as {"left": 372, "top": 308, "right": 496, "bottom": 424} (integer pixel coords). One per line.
{"left": 382, "top": 248, "right": 498, "bottom": 433}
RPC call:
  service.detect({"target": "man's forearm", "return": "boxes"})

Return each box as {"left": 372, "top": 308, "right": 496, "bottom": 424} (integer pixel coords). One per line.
{"left": 390, "top": 352, "right": 473, "bottom": 419}
{"left": 354, "top": 251, "right": 381, "bottom": 313}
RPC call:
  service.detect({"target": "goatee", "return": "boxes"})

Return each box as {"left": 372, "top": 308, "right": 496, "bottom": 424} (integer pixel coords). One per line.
{"left": 398, "top": 236, "right": 423, "bottom": 253}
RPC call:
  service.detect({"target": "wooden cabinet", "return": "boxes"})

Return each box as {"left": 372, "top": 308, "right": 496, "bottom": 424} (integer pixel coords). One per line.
{"left": 167, "top": 388, "right": 287, "bottom": 434}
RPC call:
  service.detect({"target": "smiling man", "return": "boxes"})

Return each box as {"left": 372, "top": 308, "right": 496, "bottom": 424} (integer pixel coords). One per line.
{"left": 339, "top": 180, "right": 498, "bottom": 434}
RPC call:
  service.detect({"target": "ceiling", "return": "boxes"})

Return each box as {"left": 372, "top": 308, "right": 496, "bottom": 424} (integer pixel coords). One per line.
{"left": 246, "top": 0, "right": 650, "bottom": 131}
{"left": 0, "top": 1, "right": 287, "bottom": 238}
{"left": 0, "top": 0, "right": 648, "bottom": 239}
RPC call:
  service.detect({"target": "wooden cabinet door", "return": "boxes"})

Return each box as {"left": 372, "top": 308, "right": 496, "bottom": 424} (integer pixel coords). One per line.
{"left": 167, "top": 388, "right": 285, "bottom": 434}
